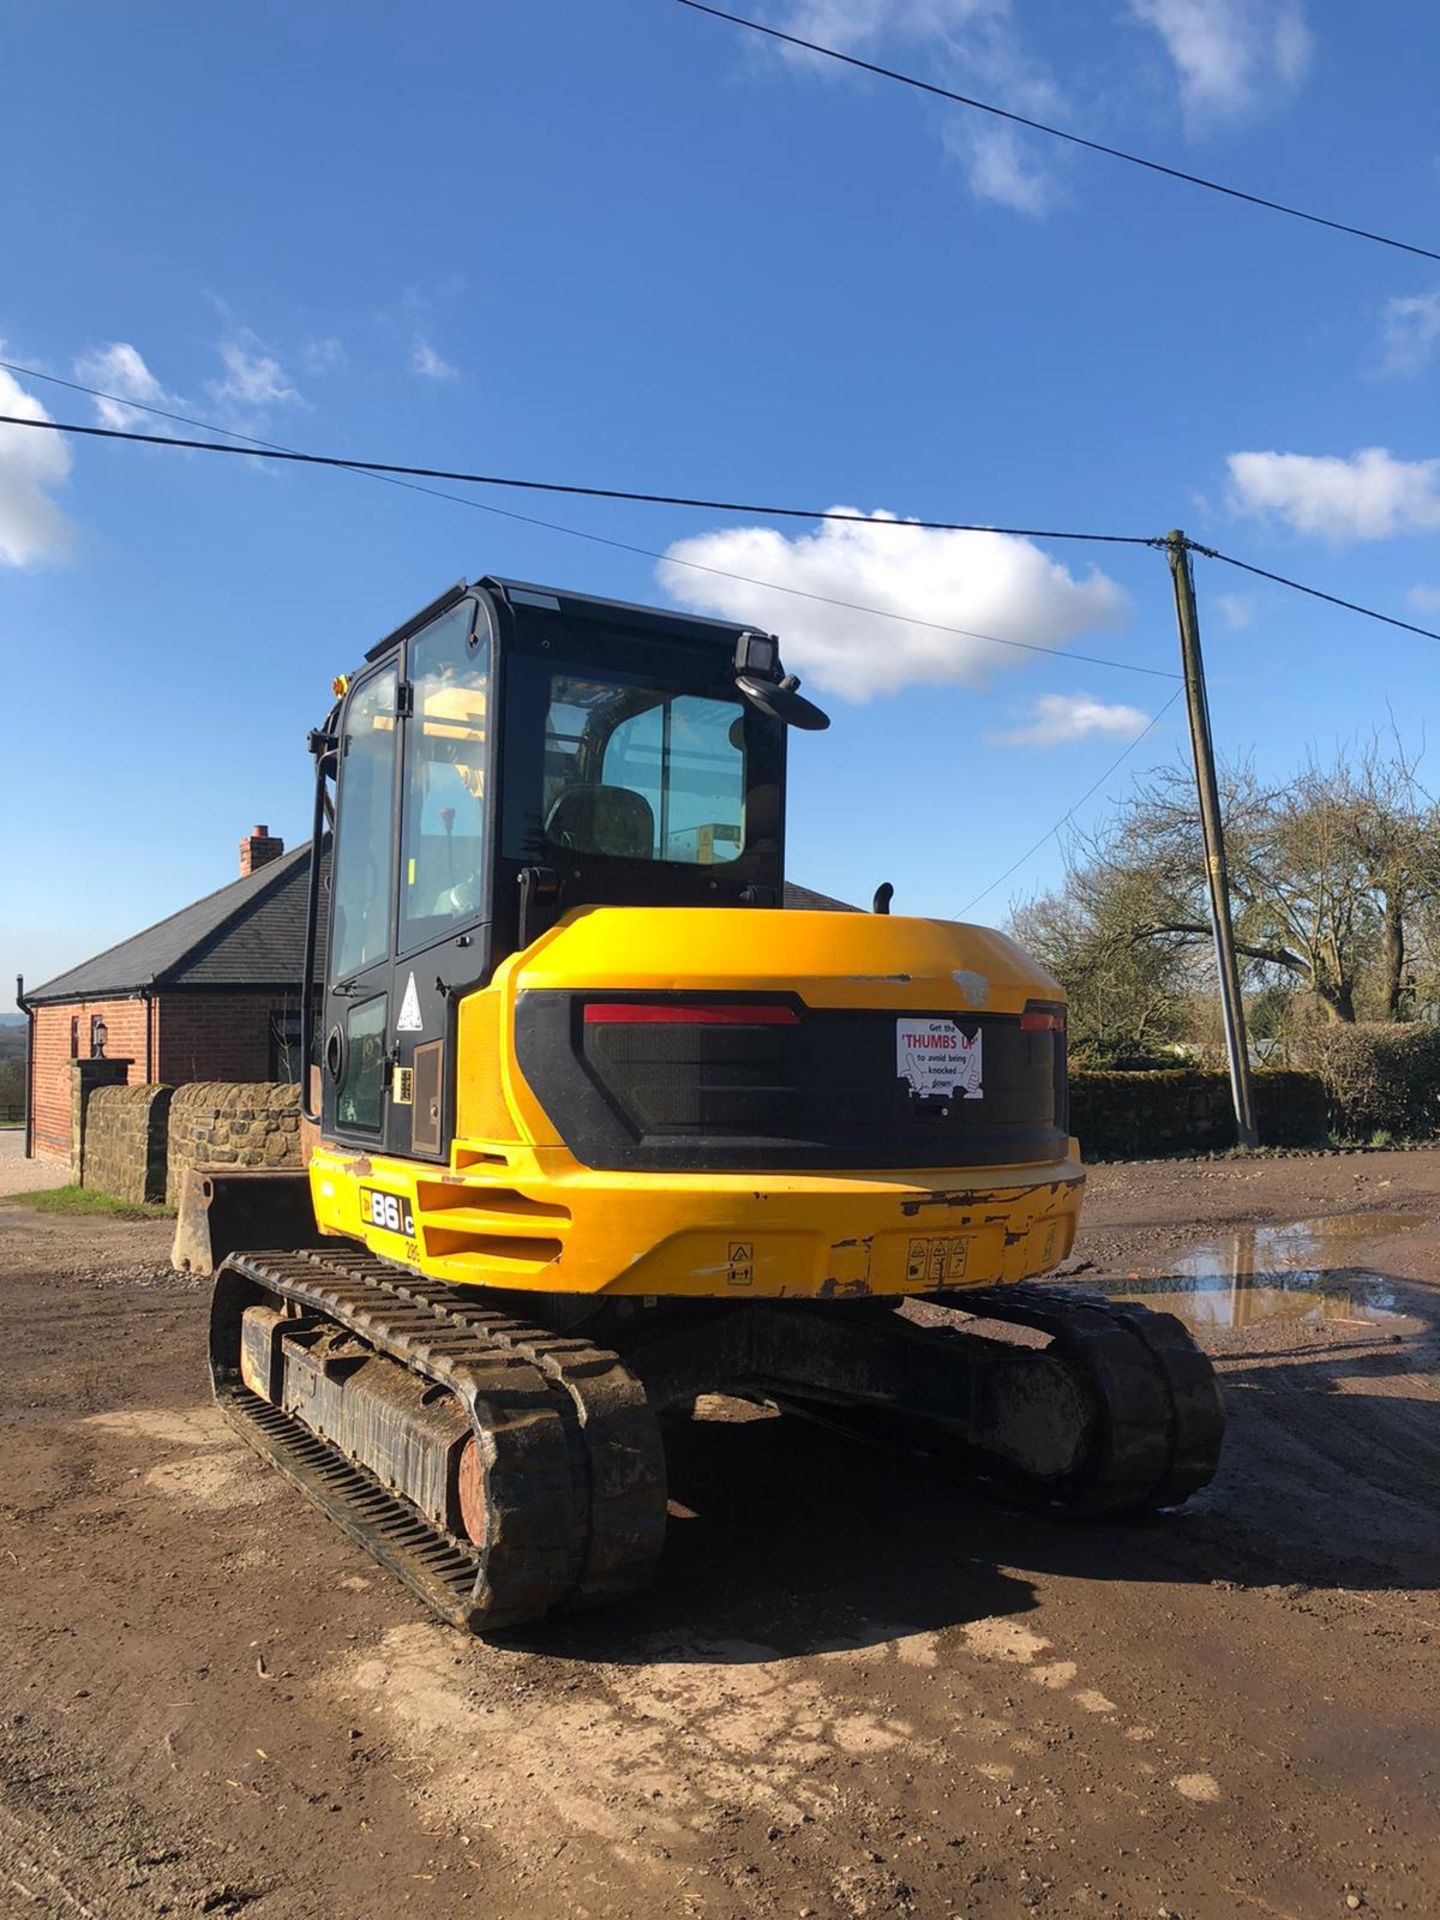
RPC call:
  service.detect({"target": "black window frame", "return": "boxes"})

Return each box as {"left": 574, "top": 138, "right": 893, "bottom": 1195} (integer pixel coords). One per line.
{"left": 328, "top": 660, "right": 402, "bottom": 989}
{"left": 395, "top": 596, "right": 492, "bottom": 963}
{"left": 498, "top": 624, "right": 783, "bottom": 869}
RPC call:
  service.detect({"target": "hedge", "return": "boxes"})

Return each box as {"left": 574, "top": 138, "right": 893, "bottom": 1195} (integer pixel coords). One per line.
{"left": 1068, "top": 1067, "right": 1328, "bottom": 1160}
{"left": 1297, "top": 1022, "right": 1440, "bottom": 1142}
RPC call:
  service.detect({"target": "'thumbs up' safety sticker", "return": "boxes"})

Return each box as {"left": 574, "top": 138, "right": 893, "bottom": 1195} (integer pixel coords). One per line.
{"left": 896, "top": 1018, "right": 983, "bottom": 1100}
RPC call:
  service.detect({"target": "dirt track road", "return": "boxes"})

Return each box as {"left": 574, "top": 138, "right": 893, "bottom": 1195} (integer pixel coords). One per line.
{"left": 2, "top": 1152, "right": 1438, "bottom": 1920}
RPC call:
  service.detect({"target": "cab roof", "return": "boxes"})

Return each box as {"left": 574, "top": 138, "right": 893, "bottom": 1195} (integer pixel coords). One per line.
{"left": 365, "top": 575, "right": 774, "bottom": 664}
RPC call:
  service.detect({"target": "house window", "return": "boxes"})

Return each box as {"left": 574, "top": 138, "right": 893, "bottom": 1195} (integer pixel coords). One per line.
{"left": 269, "top": 1008, "right": 304, "bottom": 1082}
{"left": 69, "top": 1016, "right": 79, "bottom": 1058}
{"left": 89, "top": 1016, "right": 108, "bottom": 1058}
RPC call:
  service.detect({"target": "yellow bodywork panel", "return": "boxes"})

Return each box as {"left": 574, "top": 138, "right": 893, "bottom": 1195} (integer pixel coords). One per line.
{"left": 308, "top": 906, "right": 1084, "bottom": 1300}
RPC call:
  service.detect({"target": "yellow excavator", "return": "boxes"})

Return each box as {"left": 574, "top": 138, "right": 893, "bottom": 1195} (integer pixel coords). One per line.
{"left": 189, "top": 576, "right": 1223, "bottom": 1631}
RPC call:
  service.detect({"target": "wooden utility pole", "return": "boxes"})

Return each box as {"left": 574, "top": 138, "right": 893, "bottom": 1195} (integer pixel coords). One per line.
{"left": 1166, "top": 530, "right": 1259, "bottom": 1149}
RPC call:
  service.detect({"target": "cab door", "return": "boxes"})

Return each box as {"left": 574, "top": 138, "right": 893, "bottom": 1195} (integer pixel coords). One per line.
{"left": 323, "top": 600, "right": 493, "bottom": 1163}
{"left": 324, "top": 662, "right": 401, "bottom": 1152}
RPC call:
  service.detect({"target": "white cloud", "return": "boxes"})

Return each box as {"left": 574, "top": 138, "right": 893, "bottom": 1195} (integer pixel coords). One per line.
{"left": 301, "top": 335, "right": 348, "bottom": 375}
{"left": 1130, "top": 0, "right": 1311, "bottom": 122}
{"left": 937, "top": 5, "right": 1068, "bottom": 215}
{"left": 775, "top": 0, "right": 1064, "bottom": 214}
{"left": 411, "top": 334, "right": 459, "bottom": 380}
{"left": 207, "top": 330, "right": 302, "bottom": 416}
{"left": 991, "top": 691, "right": 1151, "bottom": 747}
{"left": 945, "top": 114, "right": 1056, "bottom": 216}
{"left": 1407, "top": 584, "right": 1440, "bottom": 615}
{"left": 73, "top": 342, "right": 174, "bottom": 432}
{"left": 1379, "top": 290, "right": 1440, "bottom": 378}
{"left": 1215, "top": 591, "right": 1254, "bottom": 629}
{"left": 657, "top": 510, "right": 1128, "bottom": 701}
{"left": 774, "top": 2, "right": 989, "bottom": 60}
{"left": 1227, "top": 447, "right": 1440, "bottom": 543}
{"left": 0, "top": 364, "right": 75, "bottom": 568}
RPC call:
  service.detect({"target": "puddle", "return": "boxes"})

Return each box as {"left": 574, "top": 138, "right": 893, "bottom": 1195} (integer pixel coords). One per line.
{"left": 1101, "top": 1270, "right": 1406, "bottom": 1329}
{"left": 1099, "top": 1213, "right": 1422, "bottom": 1329}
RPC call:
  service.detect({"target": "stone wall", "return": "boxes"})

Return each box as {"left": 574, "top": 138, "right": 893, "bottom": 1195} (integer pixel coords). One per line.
{"left": 83, "top": 1082, "right": 173, "bottom": 1204}
{"left": 166, "top": 1082, "right": 303, "bottom": 1206}
{"left": 68, "top": 1057, "right": 132, "bottom": 1182}
{"left": 1069, "top": 1067, "right": 1328, "bottom": 1161}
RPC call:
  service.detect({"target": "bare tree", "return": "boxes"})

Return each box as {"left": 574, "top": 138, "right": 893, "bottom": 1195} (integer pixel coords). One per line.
{"left": 1013, "top": 736, "right": 1440, "bottom": 1037}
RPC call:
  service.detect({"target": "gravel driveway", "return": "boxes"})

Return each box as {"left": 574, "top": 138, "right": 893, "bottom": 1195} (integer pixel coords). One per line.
{"left": 0, "top": 1127, "right": 66, "bottom": 1196}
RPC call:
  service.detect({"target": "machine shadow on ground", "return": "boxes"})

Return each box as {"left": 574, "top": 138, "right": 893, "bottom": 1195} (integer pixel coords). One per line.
{"left": 523, "top": 1266, "right": 1440, "bottom": 1667}
{"left": 507, "top": 1404, "right": 1041, "bottom": 1664}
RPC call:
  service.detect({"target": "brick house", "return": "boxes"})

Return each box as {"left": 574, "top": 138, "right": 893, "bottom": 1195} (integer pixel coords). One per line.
{"left": 21, "top": 828, "right": 320, "bottom": 1163}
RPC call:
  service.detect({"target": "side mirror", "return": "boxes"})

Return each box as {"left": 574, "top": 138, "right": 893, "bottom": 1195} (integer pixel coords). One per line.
{"left": 736, "top": 672, "right": 830, "bottom": 731}
{"left": 734, "top": 630, "right": 830, "bottom": 731}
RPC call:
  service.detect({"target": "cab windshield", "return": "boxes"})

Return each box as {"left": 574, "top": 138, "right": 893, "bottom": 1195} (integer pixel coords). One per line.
{"left": 541, "top": 675, "right": 746, "bottom": 864}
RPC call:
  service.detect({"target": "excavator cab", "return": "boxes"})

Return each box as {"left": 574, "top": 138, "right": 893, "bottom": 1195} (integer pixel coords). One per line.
{"left": 197, "top": 574, "right": 1225, "bottom": 1635}
{"left": 315, "top": 579, "right": 795, "bottom": 1167}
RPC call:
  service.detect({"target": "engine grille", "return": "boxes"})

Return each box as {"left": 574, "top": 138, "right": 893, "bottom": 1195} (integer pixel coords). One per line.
{"left": 514, "top": 992, "right": 1068, "bottom": 1173}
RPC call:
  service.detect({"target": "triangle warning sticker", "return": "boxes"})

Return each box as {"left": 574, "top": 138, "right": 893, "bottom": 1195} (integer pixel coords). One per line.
{"left": 396, "top": 972, "right": 424, "bottom": 1034}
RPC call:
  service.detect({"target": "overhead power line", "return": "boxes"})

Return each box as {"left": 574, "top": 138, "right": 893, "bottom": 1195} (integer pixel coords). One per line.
{"left": 672, "top": 0, "right": 1440, "bottom": 267}
{"left": 1190, "top": 542, "right": 1440, "bottom": 646}
{"left": 0, "top": 409, "right": 1154, "bottom": 546}
{"left": 3, "top": 384, "right": 1434, "bottom": 653}
{"left": 0, "top": 362, "right": 1172, "bottom": 680}
{"left": 952, "top": 689, "right": 1184, "bottom": 918}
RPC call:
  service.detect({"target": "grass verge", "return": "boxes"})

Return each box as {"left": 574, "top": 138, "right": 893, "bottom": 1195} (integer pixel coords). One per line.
{"left": 0, "top": 1184, "right": 174, "bottom": 1221}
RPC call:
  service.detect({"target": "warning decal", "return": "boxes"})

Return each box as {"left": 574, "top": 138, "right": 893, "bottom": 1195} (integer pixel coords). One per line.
{"left": 896, "top": 1018, "right": 982, "bottom": 1100}
{"left": 396, "top": 972, "right": 424, "bottom": 1034}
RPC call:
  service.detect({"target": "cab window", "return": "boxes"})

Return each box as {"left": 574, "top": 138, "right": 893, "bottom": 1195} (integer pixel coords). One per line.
{"left": 331, "top": 667, "right": 398, "bottom": 981}
{"left": 399, "top": 603, "right": 489, "bottom": 951}
{"left": 542, "top": 677, "right": 745, "bottom": 864}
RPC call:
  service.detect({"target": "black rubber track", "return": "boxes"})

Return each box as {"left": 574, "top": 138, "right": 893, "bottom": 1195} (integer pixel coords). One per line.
{"left": 301, "top": 1250, "right": 668, "bottom": 1610}
{"left": 210, "top": 1251, "right": 666, "bottom": 1632}
{"left": 1089, "top": 1297, "right": 1227, "bottom": 1508}
{"left": 952, "top": 1283, "right": 1226, "bottom": 1517}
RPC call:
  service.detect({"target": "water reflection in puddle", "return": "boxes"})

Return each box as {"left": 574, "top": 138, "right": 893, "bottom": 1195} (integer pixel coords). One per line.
{"left": 1101, "top": 1272, "right": 1405, "bottom": 1329}
{"left": 1099, "top": 1213, "right": 1421, "bottom": 1329}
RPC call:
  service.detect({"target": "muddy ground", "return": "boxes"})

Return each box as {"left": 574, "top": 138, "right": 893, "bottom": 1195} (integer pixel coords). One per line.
{"left": 2, "top": 1150, "right": 1438, "bottom": 1920}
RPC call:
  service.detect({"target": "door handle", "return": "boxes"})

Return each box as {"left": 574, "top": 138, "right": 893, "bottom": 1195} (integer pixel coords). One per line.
{"left": 324, "top": 1024, "right": 346, "bottom": 1083}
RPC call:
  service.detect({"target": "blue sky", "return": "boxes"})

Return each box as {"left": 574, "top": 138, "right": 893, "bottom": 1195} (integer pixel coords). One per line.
{"left": 3, "top": 0, "right": 1438, "bottom": 996}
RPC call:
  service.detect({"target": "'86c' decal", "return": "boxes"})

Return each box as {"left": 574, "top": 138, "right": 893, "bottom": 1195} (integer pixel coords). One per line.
{"left": 359, "top": 1185, "right": 415, "bottom": 1238}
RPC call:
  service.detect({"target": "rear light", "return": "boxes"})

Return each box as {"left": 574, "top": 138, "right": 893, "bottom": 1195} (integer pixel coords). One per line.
{"left": 583, "top": 1002, "right": 800, "bottom": 1026}
{"left": 1020, "top": 1007, "right": 1065, "bottom": 1033}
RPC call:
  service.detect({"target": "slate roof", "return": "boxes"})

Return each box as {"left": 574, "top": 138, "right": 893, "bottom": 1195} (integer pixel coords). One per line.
{"left": 27, "top": 848, "right": 853, "bottom": 1005}
{"left": 26, "top": 842, "right": 327, "bottom": 1004}
{"left": 781, "top": 882, "right": 857, "bottom": 913}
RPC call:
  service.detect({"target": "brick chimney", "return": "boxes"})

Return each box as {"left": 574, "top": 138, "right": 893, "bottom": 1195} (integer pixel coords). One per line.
{"left": 239, "top": 824, "right": 284, "bottom": 877}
